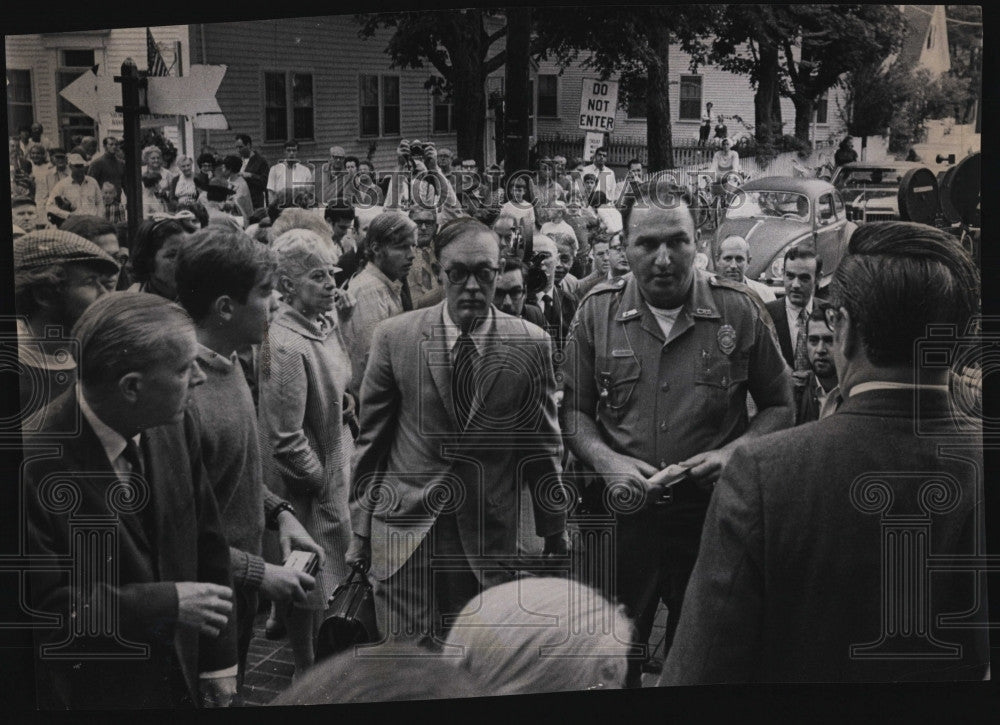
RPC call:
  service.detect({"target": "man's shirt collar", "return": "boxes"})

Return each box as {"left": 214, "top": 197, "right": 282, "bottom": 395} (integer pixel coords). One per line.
{"left": 78, "top": 384, "right": 138, "bottom": 468}
{"left": 442, "top": 304, "right": 493, "bottom": 356}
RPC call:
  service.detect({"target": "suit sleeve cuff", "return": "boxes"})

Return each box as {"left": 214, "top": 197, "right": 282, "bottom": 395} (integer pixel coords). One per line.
{"left": 200, "top": 665, "right": 238, "bottom": 679}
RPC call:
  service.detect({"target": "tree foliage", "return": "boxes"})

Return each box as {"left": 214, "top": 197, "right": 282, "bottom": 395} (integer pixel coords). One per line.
{"left": 777, "top": 5, "right": 906, "bottom": 142}
{"left": 355, "top": 11, "right": 509, "bottom": 167}
{"left": 534, "top": 6, "right": 722, "bottom": 170}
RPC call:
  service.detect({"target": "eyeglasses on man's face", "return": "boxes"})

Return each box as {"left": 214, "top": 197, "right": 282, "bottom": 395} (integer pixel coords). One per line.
{"left": 444, "top": 265, "right": 499, "bottom": 285}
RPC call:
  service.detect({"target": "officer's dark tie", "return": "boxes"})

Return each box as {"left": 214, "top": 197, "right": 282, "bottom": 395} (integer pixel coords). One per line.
{"left": 400, "top": 278, "right": 413, "bottom": 312}
{"left": 793, "top": 307, "right": 810, "bottom": 372}
{"left": 452, "top": 332, "right": 477, "bottom": 426}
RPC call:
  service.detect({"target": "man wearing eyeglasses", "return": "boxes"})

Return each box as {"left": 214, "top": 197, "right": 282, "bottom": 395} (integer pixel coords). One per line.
{"left": 562, "top": 182, "right": 792, "bottom": 687}
{"left": 663, "top": 222, "right": 987, "bottom": 684}
{"left": 494, "top": 253, "right": 545, "bottom": 328}
{"left": 406, "top": 207, "right": 445, "bottom": 309}
{"left": 347, "top": 216, "right": 569, "bottom": 649}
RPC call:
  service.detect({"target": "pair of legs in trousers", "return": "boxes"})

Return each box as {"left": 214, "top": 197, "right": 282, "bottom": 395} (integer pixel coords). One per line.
{"left": 371, "top": 513, "right": 506, "bottom": 651}
{"left": 614, "top": 511, "right": 703, "bottom": 688}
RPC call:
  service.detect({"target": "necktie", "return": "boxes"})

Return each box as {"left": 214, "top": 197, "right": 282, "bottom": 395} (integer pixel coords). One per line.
{"left": 452, "top": 333, "right": 477, "bottom": 426}
{"left": 542, "top": 294, "right": 554, "bottom": 321}
{"left": 400, "top": 279, "right": 413, "bottom": 312}
{"left": 120, "top": 437, "right": 155, "bottom": 537}
{"left": 794, "top": 307, "right": 810, "bottom": 372}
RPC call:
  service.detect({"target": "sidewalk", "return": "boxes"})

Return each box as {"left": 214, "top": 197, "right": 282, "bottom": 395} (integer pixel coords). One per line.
{"left": 240, "top": 602, "right": 669, "bottom": 705}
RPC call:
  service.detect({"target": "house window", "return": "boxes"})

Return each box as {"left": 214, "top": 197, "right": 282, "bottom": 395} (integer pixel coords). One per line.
{"left": 57, "top": 49, "right": 97, "bottom": 150}
{"left": 264, "top": 72, "right": 314, "bottom": 142}
{"left": 359, "top": 74, "right": 401, "bottom": 137}
{"left": 6, "top": 69, "right": 34, "bottom": 140}
{"left": 292, "top": 74, "right": 314, "bottom": 140}
{"left": 679, "top": 75, "right": 702, "bottom": 121}
{"left": 814, "top": 92, "right": 829, "bottom": 124}
{"left": 432, "top": 77, "right": 454, "bottom": 133}
{"left": 627, "top": 85, "right": 646, "bottom": 119}
{"left": 537, "top": 74, "right": 558, "bottom": 118}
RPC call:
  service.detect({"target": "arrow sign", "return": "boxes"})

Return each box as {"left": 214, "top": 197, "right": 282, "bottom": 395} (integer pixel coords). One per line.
{"left": 58, "top": 64, "right": 228, "bottom": 128}
{"left": 146, "top": 65, "right": 226, "bottom": 119}
{"left": 59, "top": 69, "right": 119, "bottom": 120}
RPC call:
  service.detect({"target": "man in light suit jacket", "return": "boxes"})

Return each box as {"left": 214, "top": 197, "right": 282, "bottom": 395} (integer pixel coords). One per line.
{"left": 347, "top": 217, "right": 570, "bottom": 649}
{"left": 24, "top": 293, "right": 239, "bottom": 708}
{"left": 661, "top": 222, "right": 988, "bottom": 684}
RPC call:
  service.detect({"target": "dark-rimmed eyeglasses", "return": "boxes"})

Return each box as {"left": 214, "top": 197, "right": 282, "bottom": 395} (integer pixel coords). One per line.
{"left": 444, "top": 266, "right": 499, "bottom": 285}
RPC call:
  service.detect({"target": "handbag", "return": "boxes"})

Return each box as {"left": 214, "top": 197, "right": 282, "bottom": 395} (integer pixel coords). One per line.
{"left": 315, "top": 563, "right": 379, "bottom": 661}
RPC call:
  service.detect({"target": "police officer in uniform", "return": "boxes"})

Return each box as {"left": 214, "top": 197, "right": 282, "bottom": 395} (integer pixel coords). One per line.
{"left": 562, "top": 181, "right": 793, "bottom": 688}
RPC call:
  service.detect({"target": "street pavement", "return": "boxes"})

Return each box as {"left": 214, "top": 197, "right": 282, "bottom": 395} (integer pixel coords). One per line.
{"left": 241, "top": 602, "right": 669, "bottom": 705}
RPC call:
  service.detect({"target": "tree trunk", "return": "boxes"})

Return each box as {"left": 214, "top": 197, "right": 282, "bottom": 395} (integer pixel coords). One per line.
{"left": 792, "top": 94, "right": 814, "bottom": 143}
{"left": 755, "top": 39, "right": 781, "bottom": 145}
{"left": 449, "top": 58, "right": 488, "bottom": 172}
{"left": 503, "top": 7, "right": 532, "bottom": 175}
{"left": 646, "top": 27, "right": 674, "bottom": 170}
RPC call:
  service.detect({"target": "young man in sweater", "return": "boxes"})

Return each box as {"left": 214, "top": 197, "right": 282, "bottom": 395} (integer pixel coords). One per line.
{"left": 175, "top": 228, "right": 326, "bottom": 691}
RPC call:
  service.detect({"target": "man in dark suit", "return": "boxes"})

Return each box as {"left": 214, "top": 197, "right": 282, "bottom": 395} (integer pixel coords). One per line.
{"left": 661, "top": 222, "right": 988, "bottom": 684}
{"left": 347, "top": 217, "right": 570, "bottom": 649}
{"left": 234, "top": 134, "right": 270, "bottom": 210}
{"left": 24, "top": 292, "right": 239, "bottom": 708}
{"left": 764, "top": 244, "right": 821, "bottom": 371}
{"left": 794, "top": 304, "right": 841, "bottom": 425}
{"left": 494, "top": 253, "right": 545, "bottom": 328}
{"left": 526, "top": 234, "right": 577, "bottom": 350}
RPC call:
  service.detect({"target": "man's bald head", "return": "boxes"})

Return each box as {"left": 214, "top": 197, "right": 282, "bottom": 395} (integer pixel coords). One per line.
{"left": 716, "top": 235, "right": 751, "bottom": 283}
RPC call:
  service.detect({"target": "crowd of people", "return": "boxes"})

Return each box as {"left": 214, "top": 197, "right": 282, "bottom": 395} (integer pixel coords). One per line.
{"left": 11, "top": 123, "right": 987, "bottom": 709}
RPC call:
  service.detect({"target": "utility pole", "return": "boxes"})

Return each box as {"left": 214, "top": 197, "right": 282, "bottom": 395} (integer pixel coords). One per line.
{"left": 504, "top": 7, "right": 532, "bottom": 179}
{"left": 116, "top": 59, "right": 148, "bottom": 244}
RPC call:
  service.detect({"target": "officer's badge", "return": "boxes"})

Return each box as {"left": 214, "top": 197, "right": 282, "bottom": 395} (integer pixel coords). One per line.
{"left": 717, "top": 324, "right": 737, "bottom": 356}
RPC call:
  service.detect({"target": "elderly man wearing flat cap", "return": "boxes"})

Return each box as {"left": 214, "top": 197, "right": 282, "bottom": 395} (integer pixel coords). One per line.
{"left": 45, "top": 153, "right": 103, "bottom": 223}
{"left": 13, "top": 229, "right": 119, "bottom": 429}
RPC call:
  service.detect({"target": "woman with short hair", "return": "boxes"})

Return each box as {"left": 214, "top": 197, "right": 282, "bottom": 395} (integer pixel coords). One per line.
{"left": 259, "top": 228, "right": 356, "bottom": 678}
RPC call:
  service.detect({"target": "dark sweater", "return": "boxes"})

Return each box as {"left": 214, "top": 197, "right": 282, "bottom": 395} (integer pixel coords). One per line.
{"left": 189, "top": 344, "right": 286, "bottom": 589}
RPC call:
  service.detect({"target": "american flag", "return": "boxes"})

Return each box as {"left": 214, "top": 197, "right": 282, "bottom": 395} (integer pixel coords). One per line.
{"left": 146, "top": 28, "right": 169, "bottom": 76}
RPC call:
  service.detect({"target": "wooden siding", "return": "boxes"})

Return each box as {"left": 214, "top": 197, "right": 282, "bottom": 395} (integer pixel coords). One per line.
{"left": 190, "top": 15, "right": 458, "bottom": 171}
{"left": 6, "top": 26, "right": 192, "bottom": 150}
{"left": 534, "top": 45, "right": 847, "bottom": 146}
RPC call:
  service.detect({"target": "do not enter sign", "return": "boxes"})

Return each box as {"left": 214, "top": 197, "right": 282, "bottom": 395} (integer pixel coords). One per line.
{"left": 579, "top": 78, "right": 619, "bottom": 133}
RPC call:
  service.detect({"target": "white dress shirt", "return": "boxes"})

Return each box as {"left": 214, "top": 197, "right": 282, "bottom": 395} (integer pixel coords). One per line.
{"left": 443, "top": 304, "right": 493, "bottom": 359}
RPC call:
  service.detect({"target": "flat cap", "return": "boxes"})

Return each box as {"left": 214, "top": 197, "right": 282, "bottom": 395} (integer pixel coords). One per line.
{"left": 14, "top": 229, "right": 119, "bottom": 273}
{"left": 67, "top": 153, "right": 87, "bottom": 166}
{"left": 329, "top": 145, "right": 346, "bottom": 157}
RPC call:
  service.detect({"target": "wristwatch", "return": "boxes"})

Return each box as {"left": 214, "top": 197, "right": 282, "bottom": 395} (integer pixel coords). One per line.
{"left": 266, "top": 501, "right": 296, "bottom": 531}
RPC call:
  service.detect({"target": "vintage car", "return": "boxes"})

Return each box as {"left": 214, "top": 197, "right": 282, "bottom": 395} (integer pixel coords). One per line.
{"left": 830, "top": 161, "right": 926, "bottom": 223}
{"left": 711, "top": 176, "right": 856, "bottom": 292}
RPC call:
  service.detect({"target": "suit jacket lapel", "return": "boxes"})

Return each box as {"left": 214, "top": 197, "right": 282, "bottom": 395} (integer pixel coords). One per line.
{"left": 422, "top": 305, "right": 461, "bottom": 430}
{"left": 67, "top": 411, "right": 156, "bottom": 559}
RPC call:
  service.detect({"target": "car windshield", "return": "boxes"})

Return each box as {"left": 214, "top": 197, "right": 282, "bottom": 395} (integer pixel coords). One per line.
{"left": 833, "top": 167, "right": 905, "bottom": 190}
{"left": 725, "top": 190, "right": 810, "bottom": 222}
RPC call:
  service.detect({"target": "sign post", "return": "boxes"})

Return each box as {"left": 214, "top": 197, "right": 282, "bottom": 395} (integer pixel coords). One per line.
{"left": 116, "top": 59, "right": 148, "bottom": 244}
{"left": 578, "top": 78, "right": 619, "bottom": 133}
{"left": 579, "top": 78, "right": 619, "bottom": 162}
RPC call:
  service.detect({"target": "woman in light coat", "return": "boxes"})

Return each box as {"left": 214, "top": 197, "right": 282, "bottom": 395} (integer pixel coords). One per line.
{"left": 259, "top": 228, "right": 356, "bottom": 676}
